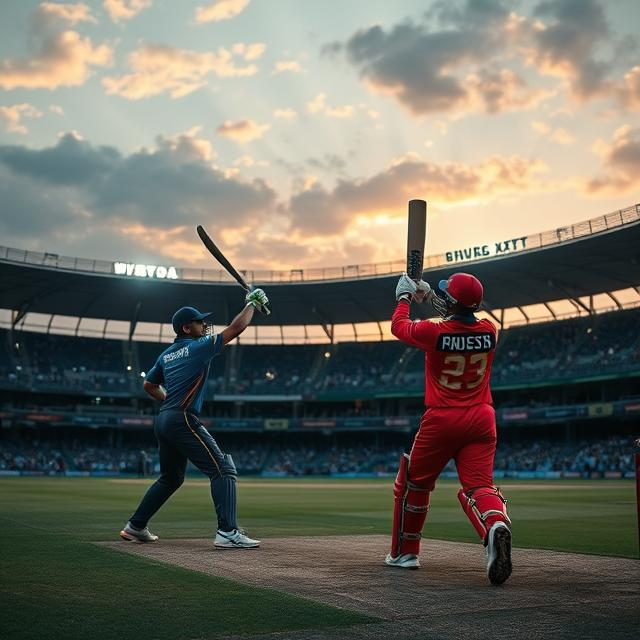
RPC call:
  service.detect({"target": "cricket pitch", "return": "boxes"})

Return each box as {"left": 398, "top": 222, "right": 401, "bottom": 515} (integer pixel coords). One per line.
{"left": 100, "top": 535, "right": 640, "bottom": 639}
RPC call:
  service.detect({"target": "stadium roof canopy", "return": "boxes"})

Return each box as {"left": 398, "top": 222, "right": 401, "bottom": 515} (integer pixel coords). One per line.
{"left": 1, "top": 204, "right": 639, "bottom": 329}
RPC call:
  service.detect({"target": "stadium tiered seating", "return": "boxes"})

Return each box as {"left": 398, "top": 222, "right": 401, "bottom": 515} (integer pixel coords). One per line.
{"left": 2, "top": 307, "right": 640, "bottom": 396}
{"left": 1, "top": 436, "right": 634, "bottom": 476}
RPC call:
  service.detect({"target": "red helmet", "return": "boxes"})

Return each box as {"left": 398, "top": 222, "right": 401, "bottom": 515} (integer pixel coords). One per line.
{"left": 438, "top": 273, "right": 483, "bottom": 310}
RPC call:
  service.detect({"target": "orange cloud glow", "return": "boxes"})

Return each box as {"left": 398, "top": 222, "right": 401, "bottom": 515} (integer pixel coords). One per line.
{"left": 103, "top": 43, "right": 262, "bottom": 99}
{"left": 217, "top": 119, "right": 270, "bottom": 143}
{"left": 0, "top": 103, "right": 43, "bottom": 134}
{"left": 195, "top": 0, "right": 250, "bottom": 24}
{"left": 588, "top": 125, "right": 640, "bottom": 192}
{"left": 0, "top": 3, "right": 111, "bottom": 91}
{"left": 103, "top": 0, "right": 152, "bottom": 23}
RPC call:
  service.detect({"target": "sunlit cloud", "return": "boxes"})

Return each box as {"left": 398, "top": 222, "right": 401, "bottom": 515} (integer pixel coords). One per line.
{"left": 0, "top": 4, "right": 112, "bottom": 90}
{"left": 102, "top": 43, "right": 261, "bottom": 99}
{"left": 35, "top": 2, "right": 97, "bottom": 27}
{"left": 307, "top": 93, "right": 354, "bottom": 118}
{"left": 329, "top": 0, "right": 631, "bottom": 116}
{"left": 0, "top": 104, "right": 43, "bottom": 134}
{"left": 287, "top": 154, "right": 548, "bottom": 234}
{"left": 232, "top": 42, "right": 266, "bottom": 61}
{"left": 0, "top": 132, "right": 277, "bottom": 261}
{"left": 49, "top": 104, "right": 64, "bottom": 115}
{"left": 587, "top": 125, "right": 640, "bottom": 192}
{"left": 103, "top": 0, "right": 152, "bottom": 23}
{"left": 273, "top": 107, "right": 297, "bottom": 119}
{"left": 217, "top": 119, "right": 270, "bottom": 143}
{"left": 272, "top": 60, "right": 303, "bottom": 75}
{"left": 617, "top": 66, "right": 640, "bottom": 111}
{"left": 195, "top": 0, "right": 250, "bottom": 24}
{"left": 155, "top": 126, "right": 216, "bottom": 162}
{"left": 326, "top": 6, "right": 518, "bottom": 116}
{"left": 233, "top": 155, "right": 255, "bottom": 167}
{"left": 466, "top": 68, "right": 554, "bottom": 114}
{"left": 531, "top": 121, "right": 576, "bottom": 145}
{"left": 523, "top": 0, "right": 612, "bottom": 101}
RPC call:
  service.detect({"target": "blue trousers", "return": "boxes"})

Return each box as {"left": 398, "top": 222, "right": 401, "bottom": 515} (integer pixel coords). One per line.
{"left": 129, "top": 409, "right": 237, "bottom": 532}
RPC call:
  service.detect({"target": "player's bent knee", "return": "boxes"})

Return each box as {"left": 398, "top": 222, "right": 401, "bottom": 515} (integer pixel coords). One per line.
{"left": 220, "top": 453, "right": 237, "bottom": 478}
{"left": 159, "top": 472, "right": 185, "bottom": 491}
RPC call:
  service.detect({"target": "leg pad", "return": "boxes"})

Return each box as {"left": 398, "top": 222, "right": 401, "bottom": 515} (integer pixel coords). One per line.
{"left": 391, "top": 454, "right": 431, "bottom": 557}
{"left": 458, "top": 486, "right": 510, "bottom": 543}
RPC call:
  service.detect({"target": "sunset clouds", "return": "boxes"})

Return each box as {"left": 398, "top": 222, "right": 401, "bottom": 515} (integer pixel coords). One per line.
{"left": 588, "top": 126, "right": 640, "bottom": 192}
{"left": 103, "top": 43, "right": 264, "bottom": 99}
{"left": 0, "top": 1, "right": 638, "bottom": 269}
{"left": 0, "top": 3, "right": 111, "bottom": 90}
{"left": 103, "top": 0, "right": 152, "bottom": 23}
{"left": 217, "top": 119, "right": 270, "bottom": 143}
{"left": 0, "top": 104, "right": 43, "bottom": 134}
{"left": 195, "top": 0, "right": 250, "bottom": 24}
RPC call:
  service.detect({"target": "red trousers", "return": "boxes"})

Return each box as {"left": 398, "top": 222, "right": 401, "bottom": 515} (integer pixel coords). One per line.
{"left": 394, "top": 403, "right": 502, "bottom": 556}
{"left": 410, "top": 403, "right": 497, "bottom": 491}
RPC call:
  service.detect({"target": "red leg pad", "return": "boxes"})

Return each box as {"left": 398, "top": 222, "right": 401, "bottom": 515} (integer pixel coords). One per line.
{"left": 457, "top": 486, "right": 510, "bottom": 543}
{"left": 391, "top": 453, "right": 431, "bottom": 556}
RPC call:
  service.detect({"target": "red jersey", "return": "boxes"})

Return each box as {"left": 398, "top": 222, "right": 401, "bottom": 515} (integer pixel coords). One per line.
{"left": 391, "top": 300, "right": 497, "bottom": 408}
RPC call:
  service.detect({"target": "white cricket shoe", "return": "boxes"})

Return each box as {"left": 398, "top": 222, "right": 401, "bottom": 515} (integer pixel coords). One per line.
{"left": 119, "top": 521, "right": 159, "bottom": 543}
{"left": 486, "top": 521, "right": 512, "bottom": 586}
{"left": 385, "top": 553, "right": 420, "bottom": 569}
{"left": 214, "top": 528, "right": 260, "bottom": 549}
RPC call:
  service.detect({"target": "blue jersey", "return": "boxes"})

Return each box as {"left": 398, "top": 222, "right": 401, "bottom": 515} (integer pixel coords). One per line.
{"left": 145, "top": 334, "right": 223, "bottom": 415}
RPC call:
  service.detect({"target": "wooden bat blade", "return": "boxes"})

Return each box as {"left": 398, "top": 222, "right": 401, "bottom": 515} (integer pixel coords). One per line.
{"left": 196, "top": 225, "right": 271, "bottom": 315}
{"left": 407, "top": 199, "right": 427, "bottom": 280}
{"left": 197, "top": 225, "right": 250, "bottom": 291}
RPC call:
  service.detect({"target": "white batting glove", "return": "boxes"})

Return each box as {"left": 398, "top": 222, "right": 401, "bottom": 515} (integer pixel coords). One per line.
{"left": 245, "top": 288, "right": 270, "bottom": 314}
{"left": 412, "top": 279, "right": 431, "bottom": 303}
{"left": 395, "top": 273, "right": 417, "bottom": 302}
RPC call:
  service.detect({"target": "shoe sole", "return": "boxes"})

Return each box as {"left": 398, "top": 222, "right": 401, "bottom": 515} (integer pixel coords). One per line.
{"left": 488, "top": 527, "right": 512, "bottom": 586}
{"left": 214, "top": 542, "right": 260, "bottom": 549}
{"left": 119, "top": 530, "right": 158, "bottom": 543}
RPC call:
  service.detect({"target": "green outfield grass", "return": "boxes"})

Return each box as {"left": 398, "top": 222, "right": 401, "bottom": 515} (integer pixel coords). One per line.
{"left": 0, "top": 477, "right": 638, "bottom": 639}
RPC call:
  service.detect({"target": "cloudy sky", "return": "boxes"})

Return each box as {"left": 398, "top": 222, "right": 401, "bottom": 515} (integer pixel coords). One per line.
{"left": 0, "top": 0, "right": 639, "bottom": 272}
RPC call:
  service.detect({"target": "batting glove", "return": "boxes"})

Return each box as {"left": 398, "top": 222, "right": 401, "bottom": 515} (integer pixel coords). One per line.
{"left": 245, "top": 288, "right": 270, "bottom": 314}
{"left": 395, "top": 273, "right": 417, "bottom": 302}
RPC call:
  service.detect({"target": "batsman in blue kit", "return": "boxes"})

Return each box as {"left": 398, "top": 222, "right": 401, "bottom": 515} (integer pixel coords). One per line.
{"left": 119, "top": 287, "right": 269, "bottom": 548}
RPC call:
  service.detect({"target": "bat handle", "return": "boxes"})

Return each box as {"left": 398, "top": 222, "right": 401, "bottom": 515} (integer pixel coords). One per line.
{"left": 247, "top": 284, "right": 271, "bottom": 315}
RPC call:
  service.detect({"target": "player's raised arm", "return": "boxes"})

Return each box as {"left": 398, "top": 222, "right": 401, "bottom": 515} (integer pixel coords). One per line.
{"left": 391, "top": 274, "right": 438, "bottom": 349}
{"left": 221, "top": 288, "right": 269, "bottom": 345}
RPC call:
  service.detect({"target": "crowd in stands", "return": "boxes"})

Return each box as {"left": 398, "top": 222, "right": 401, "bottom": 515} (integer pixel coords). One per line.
{"left": 2, "top": 307, "right": 640, "bottom": 396}
{"left": 1, "top": 436, "right": 635, "bottom": 477}
{"left": 494, "top": 436, "right": 634, "bottom": 474}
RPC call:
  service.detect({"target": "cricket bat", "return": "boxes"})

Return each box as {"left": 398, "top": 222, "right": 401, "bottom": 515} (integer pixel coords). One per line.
{"left": 406, "top": 199, "right": 427, "bottom": 281}
{"left": 196, "top": 225, "right": 271, "bottom": 315}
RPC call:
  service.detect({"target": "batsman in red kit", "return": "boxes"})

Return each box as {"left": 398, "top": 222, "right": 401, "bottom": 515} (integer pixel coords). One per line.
{"left": 386, "top": 272, "right": 512, "bottom": 586}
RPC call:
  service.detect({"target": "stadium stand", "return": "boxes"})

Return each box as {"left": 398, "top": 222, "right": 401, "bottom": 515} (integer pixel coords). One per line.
{"left": 1, "top": 204, "right": 639, "bottom": 480}
{"left": 2, "top": 307, "right": 640, "bottom": 397}
{"left": 1, "top": 436, "right": 635, "bottom": 478}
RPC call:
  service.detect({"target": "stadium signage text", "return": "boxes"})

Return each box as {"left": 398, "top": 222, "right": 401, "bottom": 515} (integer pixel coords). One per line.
{"left": 113, "top": 262, "right": 179, "bottom": 279}
{"left": 445, "top": 236, "right": 528, "bottom": 263}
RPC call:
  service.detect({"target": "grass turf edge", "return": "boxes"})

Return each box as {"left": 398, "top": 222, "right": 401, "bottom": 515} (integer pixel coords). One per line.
{"left": 0, "top": 519, "right": 378, "bottom": 640}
